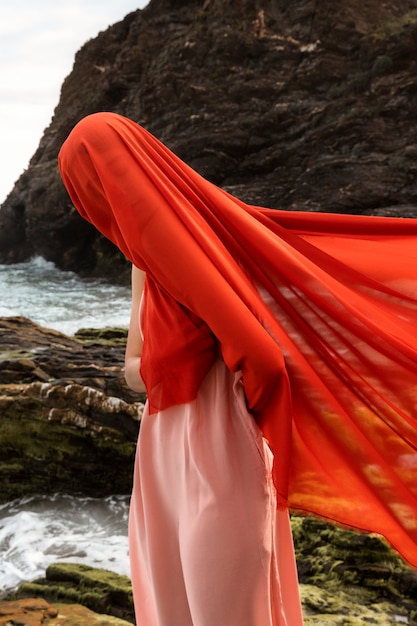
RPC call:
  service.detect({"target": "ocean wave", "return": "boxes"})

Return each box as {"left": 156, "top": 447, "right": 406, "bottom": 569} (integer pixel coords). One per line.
{"left": 0, "top": 493, "right": 130, "bottom": 596}
{"left": 0, "top": 257, "right": 131, "bottom": 334}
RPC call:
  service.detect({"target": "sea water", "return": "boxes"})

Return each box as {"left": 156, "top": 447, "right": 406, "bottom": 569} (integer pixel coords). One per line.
{"left": 0, "top": 257, "right": 133, "bottom": 595}
{"left": 0, "top": 495, "right": 131, "bottom": 596}
{"left": 0, "top": 256, "right": 132, "bottom": 335}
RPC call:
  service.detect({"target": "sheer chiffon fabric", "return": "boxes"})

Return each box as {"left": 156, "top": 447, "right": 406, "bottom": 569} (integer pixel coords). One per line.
{"left": 58, "top": 111, "right": 417, "bottom": 569}
{"left": 128, "top": 359, "right": 303, "bottom": 626}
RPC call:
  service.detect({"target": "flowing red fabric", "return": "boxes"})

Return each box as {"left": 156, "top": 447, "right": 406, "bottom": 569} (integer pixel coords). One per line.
{"left": 58, "top": 112, "right": 417, "bottom": 568}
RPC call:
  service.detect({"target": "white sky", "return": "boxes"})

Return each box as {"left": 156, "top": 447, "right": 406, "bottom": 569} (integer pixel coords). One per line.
{"left": 0, "top": 0, "right": 149, "bottom": 204}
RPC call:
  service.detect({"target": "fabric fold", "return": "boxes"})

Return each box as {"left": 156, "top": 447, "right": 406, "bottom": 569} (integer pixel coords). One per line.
{"left": 59, "top": 111, "right": 417, "bottom": 568}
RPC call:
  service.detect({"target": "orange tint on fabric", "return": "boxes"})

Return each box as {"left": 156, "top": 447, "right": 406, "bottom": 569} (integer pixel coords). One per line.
{"left": 59, "top": 112, "right": 417, "bottom": 568}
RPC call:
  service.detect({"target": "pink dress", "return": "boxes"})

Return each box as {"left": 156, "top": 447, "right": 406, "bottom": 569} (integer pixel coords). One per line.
{"left": 128, "top": 358, "right": 304, "bottom": 625}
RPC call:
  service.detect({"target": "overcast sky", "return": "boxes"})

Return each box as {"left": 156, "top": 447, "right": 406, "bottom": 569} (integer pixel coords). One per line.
{"left": 0, "top": 0, "right": 149, "bottom": 204}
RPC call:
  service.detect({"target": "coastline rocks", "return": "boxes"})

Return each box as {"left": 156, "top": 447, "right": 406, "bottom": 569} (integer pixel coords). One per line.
{"left": 295, "top": 517, "right": 417, "bottom": 624}
{"left": 0, "top": 598, "right": 58, "bottom": 626}
{"left": 0, "top": 316, "right": 143, "bottom": 504}
{"left": 0, "top": 597, "right": 133, "bottom": 625}
{"left": 6, "top": 539, "right": 417, "bottom": 626}
{"left": 12, "top": 563, "right": 134, "bottom": 624}
{"left": 301, "top": 585, "right": 412, "bottom": 624}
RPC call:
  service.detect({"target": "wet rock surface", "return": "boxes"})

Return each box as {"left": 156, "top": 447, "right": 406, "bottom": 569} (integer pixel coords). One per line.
{"left": 12, "top": 564, "right": 134, "bottom": 625}
{"left": 0, "top": 596, "right": 133, "bottom": 625}
{"left": 4, "top": 530, "right": 417, "bottom": 626}
{"left": 294, "top": 517, "right": 417, "bottom": 624}
{"left": 0, "top": 316, "right": 143, "bottom": 504}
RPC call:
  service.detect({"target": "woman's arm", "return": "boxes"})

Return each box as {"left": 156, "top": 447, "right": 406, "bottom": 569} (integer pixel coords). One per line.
{"left": 124, "top": 265, "right": 147, "bottom": 393}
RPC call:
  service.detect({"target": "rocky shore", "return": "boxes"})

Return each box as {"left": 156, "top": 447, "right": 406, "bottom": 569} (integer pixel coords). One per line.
{"left": 0, "top": 316, "right": 143, "bottom": 504}
{"left": 0, "top": 596, "right": 133, "bottom": 626}
{"left": 0, "top": 317, "right": 139, "bottom": 623}
{"left": 1, "top": 316, "right": 417, "bottom": 624}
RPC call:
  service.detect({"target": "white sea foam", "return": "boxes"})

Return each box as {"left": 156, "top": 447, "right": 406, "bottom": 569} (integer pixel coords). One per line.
{"left": 0, "top": 256, "right": 131, "bottom": 335}
{"left": 0, "top": 261, "right": 133, "bottom": 595}
{"left": 0, "top": 494, "right": 130, "bottom": 596}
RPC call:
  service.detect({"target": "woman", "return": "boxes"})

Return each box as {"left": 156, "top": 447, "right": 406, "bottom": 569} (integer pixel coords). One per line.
{"left": 124, "top": 263, "right": 302, "bottom": 625}
{"left": 59, "top": 112, "right": 417, "bottom": 625}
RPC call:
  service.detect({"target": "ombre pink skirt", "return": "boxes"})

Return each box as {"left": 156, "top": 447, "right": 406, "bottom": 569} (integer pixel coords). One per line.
{"left": 129, "top": 359, "right": 304, "bottom": 625}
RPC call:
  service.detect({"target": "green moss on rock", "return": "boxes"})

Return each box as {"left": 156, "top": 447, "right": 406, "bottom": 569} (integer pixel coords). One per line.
{"left": 0, "top": 411, "right": 136, "bottom": 503}
{"left": 292, "top": 516, "right": 417, "bottom": 623}
{"left": 74, "top": 327, "right": 128, "bottom": 345}
{"left": 15, "top": 563, "right": 135, "bottom": 624}
{"left": 301, "top": 583, "right": 411, "bottom": 624}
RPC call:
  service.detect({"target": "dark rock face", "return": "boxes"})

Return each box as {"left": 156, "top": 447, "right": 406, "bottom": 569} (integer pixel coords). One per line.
{"left": 0, "top": 0, "right": 417, "bottom": 275}
{"left": 0, "top": 317, "right": 143, "bottom": 504}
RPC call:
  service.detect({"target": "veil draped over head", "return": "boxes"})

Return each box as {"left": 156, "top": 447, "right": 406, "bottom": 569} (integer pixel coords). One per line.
{"left": 59, "top": 112, "right": 417, "bottom": 568}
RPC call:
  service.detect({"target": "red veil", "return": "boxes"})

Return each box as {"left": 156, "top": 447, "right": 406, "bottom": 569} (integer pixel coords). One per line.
{"left": 59, "top": 112, "right": 417, "bottom": 568}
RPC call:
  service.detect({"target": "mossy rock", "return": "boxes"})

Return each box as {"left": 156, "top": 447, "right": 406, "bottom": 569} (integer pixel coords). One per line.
{"left": 372, "top": 9, "right": 417, "bottom": 40}
{"left": 292, "top": 516, "right": 417, "bottom": 623}
{"left": 0, "top": 409, "right": 136, "bottom": 503}
{"left": 53, "top": 603, "right": 134, "bottom": 624}
{"left": 74, "top": 327, "right": 128, "bottom": 346}
{"left": 14, "top": 563, "right": 135, "bottom": 624}
{"left": 0, "top": 317, "right": 142, "bottom": 503}
{"left": 301, "top": 583, "right": 411, "bottom": 624}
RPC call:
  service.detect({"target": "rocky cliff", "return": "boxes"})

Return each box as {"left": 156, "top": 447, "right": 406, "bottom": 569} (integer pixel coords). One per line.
{"left": 0, "top": 0, "right": 416, "bottom": 276}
